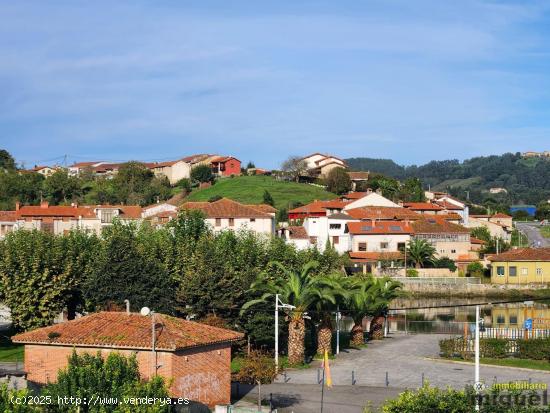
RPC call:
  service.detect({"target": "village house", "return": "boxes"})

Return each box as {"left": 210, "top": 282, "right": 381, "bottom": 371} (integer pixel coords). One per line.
{"left": 424, "top": 191, "right": 470, "bottom": 224}
{"left": 300, "top": 153, "right": 348, "bottom": 178}
{"left": 12, "top": 311, "right": 243, "bottom": 407}
{"left": 347, "top": 171, "right": 370, "bottom": 191}
{"left": 401, "top": 202, "right": 445, "bottom": 215}
{"left": 181, "top": 198, "right": 276, "bottom": 235}
{"left": 276, "top": 226, "right": 311, "bottom": 250}
{"left": 467, "top": 213, "right": 513, "bottom": 241}
{"left": 14, "top": 201, "right": 142, "bottom": 235}
{"left": 489, "top": 248, "right": 550, "bottom": 284}
{"left": 28, "top": 165, "right": 61, "bottom": 177}
{"left": 209, "top": 156, "right": 241, "bottom": 177}
{"left": 146, "top": 154, "right": 212, "bottom": 185}
{"left": 0, "top": 211, "right": 17, "bottom": 239}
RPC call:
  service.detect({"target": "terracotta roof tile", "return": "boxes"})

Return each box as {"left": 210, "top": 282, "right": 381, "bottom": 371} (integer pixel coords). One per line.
{"left": 349, "top": 251, "right": 404, "bottom": 261}
{"left": 12, "top": 312, "right": 243, "bottom": 351}
{"left": 345, "top": 207, "right": 420, "bottom": 221}
{"left": 434, "top": 200, "right": 463, "bottom": 211}
{"left": 493, "top": 213, "right": 512, "bottom": 218}
{"left": 17, "top": 205, "right": 97, "bottom": 219}
{"left": 402, "top": 202, "right": 443, "bottom": 211}
{"left": 340, "top": 192, "right": 369, "bottom": 200}
{"left": 247, "top": 204, "right": 277, "bottom": 214}
{"left": 285, "top": 226, "right": 309, "bottom": 239}
{"left": 0, "top": 211, "right": 17, "bottom": 222}
{"left": 181, "top": 198, "right": 271, "bottom": 218}
{"left": 288, "top": 200, "right": 347, "bottom": 214}
{"left": 488, "top": 248, "right": 550, "bottom": 262}
{"left": 412, "top": 217, "right": 470, "bottom": 234}
{"left": 347, "top": 221, "right": 413, "bottom": 235}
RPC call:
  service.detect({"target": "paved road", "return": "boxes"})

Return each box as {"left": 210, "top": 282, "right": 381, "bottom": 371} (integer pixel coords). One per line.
{"left": 515, "top": 222, "right": 549, "bottom": 248}
{"left": 275, "top": 334, "right": 550, "bottom": 389}
{"left": 234, "top": 383, "right": 404, "bottom": 413}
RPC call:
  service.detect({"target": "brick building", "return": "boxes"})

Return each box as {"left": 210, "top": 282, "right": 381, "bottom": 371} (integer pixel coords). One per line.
{"left": 12, "top": 312, "right": 243, "bottom": 407}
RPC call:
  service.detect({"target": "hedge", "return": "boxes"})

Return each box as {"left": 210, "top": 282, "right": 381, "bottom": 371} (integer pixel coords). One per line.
{"left": 516, "top": 338, "right": 550, "bottom": 360}
{"left": 440, "top": 337, "right": 550, "bottom": 361}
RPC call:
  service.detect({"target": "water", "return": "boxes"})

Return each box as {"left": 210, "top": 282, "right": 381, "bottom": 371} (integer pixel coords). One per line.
{"left": 387, "top": 297, "right": 550, "bottom": 335}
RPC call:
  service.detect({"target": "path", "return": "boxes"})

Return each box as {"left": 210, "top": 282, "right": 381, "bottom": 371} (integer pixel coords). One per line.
{"left": 516, "top": 222, "right": 549, "bottom": 248}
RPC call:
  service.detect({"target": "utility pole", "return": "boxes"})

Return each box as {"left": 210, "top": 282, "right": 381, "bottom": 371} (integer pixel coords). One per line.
{"left": 336, "top": 306, "right": 341, "bottom": 355}
{"left": 496, "top": 238, "right": 500, "bottom": 255}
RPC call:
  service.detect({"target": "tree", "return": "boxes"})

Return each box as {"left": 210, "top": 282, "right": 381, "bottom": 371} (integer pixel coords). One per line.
{"left": 399, "top": 177, "right": 424, "bottom": 202}
{"left": 43, "top": 169, "right": 82, "bottom": 204}
{"left": 0, "top": 230, "right": 100, "bottom": 330}
{"left": 262, "top": 190, "right": 275, "bottom": 206}
{"left": 176, "top": 178, "right": 192, "bottom": 194}
{"left": 245, "top": 161, "right": 256, "bottom": 169}
{"left": 431, "top": 256, "right": 457, "bottom": 272}
{"left": 43, "top": 351, "right": 170, "bottom": 413}
{"left": 467, "top": 261, "right": 484, "bottom": 277}
{"left": 242, "top": 261, "right": 332, "bottom": 365}
{"left": 235, "top": 350, "right": 277, "bottom": 411}
{"left": 345, "top": 276, "right": 379, "bottom": 347}
{"left": 281, "top": 156, "right": 308, "bottom": 182}
{"left": 191, "top": 164, "right": 214, "bottom": 183}
{"left": 325, "top": 167, "right": 351, "bottom": 195}
{"left": 83, "top": 221, "right": 175, "bottom": 314}
{"left": 535, "top": 203, "right": 550, "bottom": 221}
{"left": 111, "top": 161, "right": 164, "bottom": 206}
{"left": 0, "top": 149, "right": 16, "bottom": 171}
{"left": 368, "top": 277, "right": 402, "bottom": 340}
{"left": 406, "top": 239, "right": 436, "bottom": 268}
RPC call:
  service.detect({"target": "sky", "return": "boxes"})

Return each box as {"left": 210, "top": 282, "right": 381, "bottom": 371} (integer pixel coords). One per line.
{"left": 1, "top": 0, "right": 550, "bottom": 169}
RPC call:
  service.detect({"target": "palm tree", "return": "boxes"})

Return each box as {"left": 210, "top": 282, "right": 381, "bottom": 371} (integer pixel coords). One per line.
{"left": 368, "top": 277, "right": 403, "bottom": 340}
{"left": 242, "top": 261, "right": 338, "bottom": 366}
{"left": 406, "top": 238, "right": 436, "bottom": 268}
{"left": 345, "top": 275, "right": 379, "bottom": 346}
{"left": 312, "top": 273, "right": 348, "bottom": 356}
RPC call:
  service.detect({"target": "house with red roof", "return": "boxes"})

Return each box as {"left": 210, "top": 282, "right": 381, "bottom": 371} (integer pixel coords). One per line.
{"left": 12, "top": 311, "right": 243, "bottom": 407}
{"left": 489, "top": 248, "right": 550, "bottom": 284}
{"left": 181, "top": 198, "right": 275, "bottom": 235}
{"left": 467, "top": 213, "right": 513, "bottom": 241}
{"left": 209, "top": 156, "right": 241, "bottom": 177}
{"left": 300, "top": 153, "right": 347, "bottom": 178}
{"left": 0, "top": 210, "right": 17, "bottom": 239}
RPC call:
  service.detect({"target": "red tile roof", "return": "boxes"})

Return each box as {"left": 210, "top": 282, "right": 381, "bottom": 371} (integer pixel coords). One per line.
{"left": 493, "top": 213, "right": 512, "bottom": 218}
{"left": 412, "top": 217, "right": 470, "bottom": 234}
{"left": 0, "top": 211, "right": 17, "bottom": 222}
{"left": 402, "top": 202, "right": 443, "bottom": 211}
{"left": 340, "top": 192, "right": 369, "bottom": 200}
{"left": 345, "top": 207, "right": 420, "bottom": 221}
{"left": 12, "top": 312, "right": 243, "bottom": 351}
{"left": 288, "top": 200, "right": 346, "bottom": 215}
{"left": 470, "top": 237, "right": 486, "bottom": 245}
{"left": 434, "top": 200, "right": 464, "bottom": 211}
{"left": 247, "top": 204, "right": 277, "bottom": 214}
{"left": 181, "top": 198, "right": 272, "bottom": 218}
{"left": 347, "top": 221, "right": 413, "bottom": 235}
{"left": 285, "top": 226, "right": 309, "bottom": 239}
{"left": 488, "top": 248, "right": 550, "bottom": 262}
{"left": 17, "top": 205, "right": 97, "bottom": 219}
{"left": 349, "top": 251, "right": 404, "bottom": 261}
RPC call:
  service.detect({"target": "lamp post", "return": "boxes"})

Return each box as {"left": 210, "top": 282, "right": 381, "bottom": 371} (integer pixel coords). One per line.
{"left": 275, "top": 294, "right": 295, "bottom": 372}
{"left": 475, "top": 305, "right": 480, "bottom": 411}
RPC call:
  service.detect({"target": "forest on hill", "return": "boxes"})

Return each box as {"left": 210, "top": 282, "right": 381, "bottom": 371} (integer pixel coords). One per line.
{"left": 346, "top": 152, "right": 550, "bottom": 206}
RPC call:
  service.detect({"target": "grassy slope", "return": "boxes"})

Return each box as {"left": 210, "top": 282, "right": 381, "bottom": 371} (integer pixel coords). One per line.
{"left": 186, "top": 176, "right": 337, "bottom": 209}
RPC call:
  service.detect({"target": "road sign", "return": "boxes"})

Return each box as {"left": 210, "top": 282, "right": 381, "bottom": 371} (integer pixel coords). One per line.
{"left": 524, "top": 318, "right": 533, "bottom": 330}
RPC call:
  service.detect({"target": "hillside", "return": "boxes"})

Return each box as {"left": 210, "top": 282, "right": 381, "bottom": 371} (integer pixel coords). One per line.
{"left": 346, "top": 153, "right": 550, "bottom": 205}
{"left": 185, "top": 175, "right": 337, "bottom": 209}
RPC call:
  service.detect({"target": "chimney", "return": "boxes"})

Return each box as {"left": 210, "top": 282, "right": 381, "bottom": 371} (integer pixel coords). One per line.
{"left": 371, "top": 219, "right": 376, "bottom": 227}
{"left": 40, "top": 200, "right": 49, "bottom": 209}
{"left": 367, "top": 188, "right": 373, "bottom": 194}
{"left": 398, "top": 200, "right": 403, "bottom": 207}
{"left": 376, "top": 188, "right": 382, "bottom": 195}
{"left": 15, "top": 201, "right": 20, "bottom": 211}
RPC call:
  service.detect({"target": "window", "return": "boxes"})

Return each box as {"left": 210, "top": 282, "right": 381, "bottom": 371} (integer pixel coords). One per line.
{"left": 496, "top": 315, "right": 505, "bottom": 324}
{"left": 329, "top": 223, "right": 341, "bottom": 230}
{"left": 215, "top": 218, "right": 221, "bottom": 226}
{"left": 101, "top": 210, "right": 115, "bottom": 224}
{"left": 537, "top": 268, "right": 543, "bottom": 276}
{"left": 250, "top": 218, "right": 256, "bottom": 223}
{"left": 496, "top": 266, "right": 505, "bottom": 276}
{"left": 509, "top": 266, "right": 517, "bottom": 277}
{"left": 521, "top": 267, "right": 528, "bottom": 276}
{"left": 358, "top": 242, "right": 367, "bottom": 252}
{"left": 451, "top": 249, "right": 456, "bottom": 254}
{"left": 228, "top": 218, "right": 235, "bottom": 227}
{"left": 509, "top": 315, "right": 518, "bottom": 325}
{"left": 332, "top": 236, "right": 339, "bottom": 245}
{"left": 397, "top": 242, "right": 406, "bottom": 251}
{"left": 380, "top": 242, "right": 389, "bottom": 249}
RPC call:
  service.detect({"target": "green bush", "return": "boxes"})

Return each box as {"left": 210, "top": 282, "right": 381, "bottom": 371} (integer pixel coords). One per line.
{"left": 467, "top": 261, "right": 484, "bottom": 277}
{"left": 381, "top": 385, "right": 473, "bottom": 413}
{"left": 406, "top": 268, "right": 418, "bottom": 277}
{"left": 440, "top": 338, "right": 509, "bottom": 359}
{"left": 480, "top": 338, "right": 508, "bottom": 359}
{"left": 0, "top": 385, "right": 41, "bottom": 412}
{"left": 516, "top": 338, "right": 550, "bottom": 360}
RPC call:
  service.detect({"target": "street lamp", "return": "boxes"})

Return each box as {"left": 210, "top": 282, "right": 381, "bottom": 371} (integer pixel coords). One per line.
{"left": 275, "top": 294, "right": 295, "bottom": 372}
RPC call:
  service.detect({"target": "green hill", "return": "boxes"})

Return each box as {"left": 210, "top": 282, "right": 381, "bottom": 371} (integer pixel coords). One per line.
{"left": 185, "top": 175, "right": 337, "bottom": 209}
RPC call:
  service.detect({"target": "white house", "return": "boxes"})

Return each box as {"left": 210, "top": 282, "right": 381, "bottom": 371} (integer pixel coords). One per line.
{"left": 343, "top": 190, "right": 400, "bottom": 210}
{"left": 347, "top": 220, "right": 412, "bottom": 253}
{"left": 181, "top": 198, "right": 275, "bottom": 235}
{"left": 300, "top": 153, "right": 347, "bottom": 178}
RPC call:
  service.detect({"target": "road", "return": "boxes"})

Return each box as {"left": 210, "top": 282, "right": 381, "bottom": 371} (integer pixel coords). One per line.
{"left": 515, "top": 222, "right": 549, "bottom": 248}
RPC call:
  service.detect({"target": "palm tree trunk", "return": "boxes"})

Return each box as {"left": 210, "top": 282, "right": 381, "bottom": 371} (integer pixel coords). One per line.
{"left": 316, "top": 315, "right": 333, "bottom": 356}
{"left": 288, "top": 317, "right": 306, "bottom": 365}
{"left": 369, "top": 315, "right": 385, "bottom": 340}
{"left": 350, "top": 320, "right": 364, "bottom": 347}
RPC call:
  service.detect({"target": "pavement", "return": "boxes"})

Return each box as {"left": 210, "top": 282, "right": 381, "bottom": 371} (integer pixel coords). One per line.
{"left": 234, "top": 333, "right": 550, "bottom": 412}
{"left": 515, "top": 222, "right": 549, "bottom": 248}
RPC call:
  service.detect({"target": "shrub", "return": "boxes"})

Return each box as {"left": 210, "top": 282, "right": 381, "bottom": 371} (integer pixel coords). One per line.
{"left": 516, "top": 338, "right": 550, "bottom": 360}
{"left": 480, "top": 338, "right": 508, "bottom": 359}
{"left": 467, "top": 261, "right": 484, "bottom": 277}
{"left": 235, "top": 350, "right": 277, "bottom": 385}
{"left": 0, "top": 385, "right": 41, "bottom": 412}
{"left": 406, "top": 268, "right": 418, "bottom": 277}
{"left": 381, "top": 384, "right": 473, "bottom": 413}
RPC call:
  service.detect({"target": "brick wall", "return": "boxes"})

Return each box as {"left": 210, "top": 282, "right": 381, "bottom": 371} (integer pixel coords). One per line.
{"left": 24, "top": 343, "right": 231, "bottom": 407}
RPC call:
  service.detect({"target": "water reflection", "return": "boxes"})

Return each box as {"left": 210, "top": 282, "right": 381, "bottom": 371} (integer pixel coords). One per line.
{"left": 388, "top": 297, "right": 550, "bottom": 334}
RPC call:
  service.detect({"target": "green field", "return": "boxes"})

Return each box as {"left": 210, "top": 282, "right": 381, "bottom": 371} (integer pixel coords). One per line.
{"left": 186, "top": 176, "right": 336, "bottom": 209}
{"left": 541, "top": 226, "right": 550, "bottom": 239}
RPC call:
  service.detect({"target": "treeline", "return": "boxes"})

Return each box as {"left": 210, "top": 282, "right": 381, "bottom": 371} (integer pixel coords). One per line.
{"left": 0, "top": 211, "right": 343, "bottom": 347}
{"left": 346, "top": 153, "right": 550, "bottom": 205}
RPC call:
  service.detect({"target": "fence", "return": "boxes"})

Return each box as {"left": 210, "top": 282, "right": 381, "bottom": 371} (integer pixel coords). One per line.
{"left": 395, "top": 277, "right": 481, "bottom": 285}
{"left": 480, "top": 328, "right": 550, "bottom": 340}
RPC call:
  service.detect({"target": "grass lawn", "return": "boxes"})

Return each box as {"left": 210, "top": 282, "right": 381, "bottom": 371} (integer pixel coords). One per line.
{"left": 445, "top": 357, "right": 550, "bottom": 371}
{"left": 541, "top": 226, "right": 550, "bottom": 239}
{"left": 0, "top": 344, "right": 24, "bottom": 362}
{"left": 186, "top": 175, "right": 336, "bottom": 210}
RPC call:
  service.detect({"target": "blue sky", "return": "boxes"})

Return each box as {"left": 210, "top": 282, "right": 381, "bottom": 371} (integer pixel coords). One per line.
{"left": 1, "top": 0, "right": 550, "bottom": 169}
